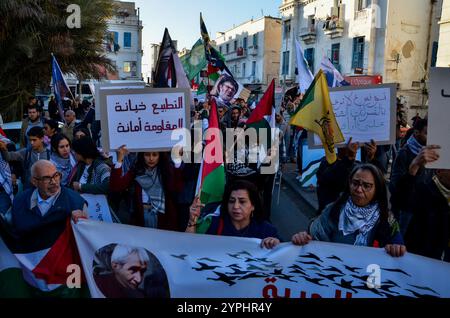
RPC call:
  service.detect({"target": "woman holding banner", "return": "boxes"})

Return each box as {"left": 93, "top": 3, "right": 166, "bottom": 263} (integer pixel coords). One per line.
{"left": 292, "top": 164, "right": 406, "bottom": 257}
{"left": 186, "top": 180, "right": 280, "bottom": 249}
{"left": 109, "top": 145, "right": 180, "bottom": 231}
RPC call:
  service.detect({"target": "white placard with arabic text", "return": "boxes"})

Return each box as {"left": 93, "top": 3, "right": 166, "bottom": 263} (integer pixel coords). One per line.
{"left": 310, "top": 84, "right": 396, "bottom": 148}
{"left": 100, "top": 88, "right": 190, "bottom": 152}
{"left": 427, "top": 68, "right": 450, "bottom": 169}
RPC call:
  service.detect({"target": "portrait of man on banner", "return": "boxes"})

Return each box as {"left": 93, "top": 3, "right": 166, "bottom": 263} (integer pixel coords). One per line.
{"left": 92, "top": 244, "right": 170, "bottom": 298}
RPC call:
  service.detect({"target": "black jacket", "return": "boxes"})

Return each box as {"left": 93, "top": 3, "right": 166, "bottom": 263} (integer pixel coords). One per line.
{"left": 389, "top": 146, "right": 432, "bottom": 216}
{"left": 405, "top": 177, "right": 450, "bottom": 261}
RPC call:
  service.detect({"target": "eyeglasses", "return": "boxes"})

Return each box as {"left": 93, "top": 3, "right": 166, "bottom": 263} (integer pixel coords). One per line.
{"left": 350, "top": 179, "right": 374, "bottom": 192}
{"left": 34, "top": 172, "right": 61, "bottom": 184}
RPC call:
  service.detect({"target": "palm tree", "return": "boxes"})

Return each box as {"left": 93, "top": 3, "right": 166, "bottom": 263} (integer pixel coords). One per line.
{"left": 0, "top": 0, "right": 117, "bottom": 121}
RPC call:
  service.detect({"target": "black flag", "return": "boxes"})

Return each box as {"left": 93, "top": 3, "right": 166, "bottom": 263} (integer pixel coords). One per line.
{"left": 153, "top": 28, "right": 177, "bottom": 88}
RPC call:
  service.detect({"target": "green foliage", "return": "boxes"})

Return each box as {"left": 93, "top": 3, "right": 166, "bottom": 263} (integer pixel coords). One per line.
{"left": 0, "top": 0, "right": 117, "bottom": 121}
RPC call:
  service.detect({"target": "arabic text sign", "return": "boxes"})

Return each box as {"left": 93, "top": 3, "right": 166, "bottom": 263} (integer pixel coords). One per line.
{"left": 309, "top": 84, "right": 396, "bottom": 148}
{"left": 73, "top": 220, "right": 450, "bottom": 299}
{"left": 100, "top": 88, "right": 190, "bottom": 152}
{"left": 94, "top": 82, "right": 146, "bottom": 118}
{"left": 427, "top": 68, "right": 450, "bottom": 169}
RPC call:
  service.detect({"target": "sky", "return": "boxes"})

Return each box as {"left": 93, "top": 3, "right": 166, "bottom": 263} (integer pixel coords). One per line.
{"left": 133, "top": 0, "right": 281, "bottom": 50}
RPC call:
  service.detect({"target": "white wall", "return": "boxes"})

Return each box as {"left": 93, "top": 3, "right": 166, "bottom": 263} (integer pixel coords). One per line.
{"left": 215, "top": 18, "right": 267, "bottom": 84}
{"left": 106, "top": 22, "right": 142, "bottom": 80}
{"left": 437, "top": 0, "right": 450, "bottom": 67}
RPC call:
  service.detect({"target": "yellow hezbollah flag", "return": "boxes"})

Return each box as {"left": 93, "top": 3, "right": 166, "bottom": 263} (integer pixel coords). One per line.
{"left": 289, "top": 70, "right": 344, "bottom": 164}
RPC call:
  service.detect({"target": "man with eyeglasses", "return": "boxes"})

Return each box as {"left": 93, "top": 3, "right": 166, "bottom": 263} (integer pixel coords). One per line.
{"left": 5, "top": 160, "right": 87, "bottom": 241}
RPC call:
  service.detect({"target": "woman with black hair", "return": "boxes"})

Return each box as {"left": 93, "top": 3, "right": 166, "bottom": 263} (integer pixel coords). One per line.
{"left": 292, "top": 164, "right": 406, "bottom": 257}
{"left": 43, "top": 119, "right": 60, "bottom": 149}
{"left": 73, "top": 126, "right": 91, "bottom": 140}
{"left": 109, "top": 145, "right": 180, "bottom": 230}
{"left": 70, "top": 136, "right": 110, "bottom": 195}
{"left": 186, "top": 180, "right": 280, "bottom": 249}
{"left": 50, "top": 133, "right": 76, "bottom": 186}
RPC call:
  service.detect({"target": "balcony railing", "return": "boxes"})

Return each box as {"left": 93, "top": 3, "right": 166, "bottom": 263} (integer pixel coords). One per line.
{"left": 299, "top": 25, "right": 316, "bottom": 44}
{"left": 323, "top": 18, "right": 344, "bottom": 38}
{"left": 225, "top": 48, "right": 247, "bottom": 62}
{"left": 248, "top": 46, "right": 258, "bottom": 56}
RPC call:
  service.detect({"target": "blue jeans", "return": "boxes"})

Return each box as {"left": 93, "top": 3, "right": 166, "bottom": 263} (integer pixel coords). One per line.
{"left": 144, "top": 208, "right": 158, "bottom": 229}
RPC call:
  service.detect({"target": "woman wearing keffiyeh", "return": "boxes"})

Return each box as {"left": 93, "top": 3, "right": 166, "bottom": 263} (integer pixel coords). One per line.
{"left": 110, "top": 145, "right": 180, "bottom": 231}
{"left": 292, "top": 164, "right": 406, "bottom": 257}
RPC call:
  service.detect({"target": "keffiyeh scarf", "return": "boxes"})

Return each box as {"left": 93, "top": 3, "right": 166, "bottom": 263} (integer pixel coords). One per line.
{"left": 339, "top": 198, "right": 380, "bottom": 246}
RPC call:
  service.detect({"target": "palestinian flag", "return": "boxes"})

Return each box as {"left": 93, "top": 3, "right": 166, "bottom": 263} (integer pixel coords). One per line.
{"left": 0, "top": 219, "right": 89, "bottom": 298}
{"left": 195, "top": 98, "right": 226, "bottom": 233}
{"left": 289, "top": 70, "right": 344, "bottom": 164}
{"left": 246, "top": 79, "right": 276, "bottom": 149}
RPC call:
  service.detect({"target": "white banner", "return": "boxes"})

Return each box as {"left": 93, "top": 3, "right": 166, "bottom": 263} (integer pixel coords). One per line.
{"left": 73, "top": 220, "right": 450, "bottom": 298}
{"left": 81, "top": 194, "right": 113, "bottom": 223}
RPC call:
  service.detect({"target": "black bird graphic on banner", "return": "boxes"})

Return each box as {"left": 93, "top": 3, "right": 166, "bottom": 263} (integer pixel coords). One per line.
{"left": 299, "top": 276, "right": 328, "bottom": 287}
{"left": 193, "top": 262, "right": 221, "bottom": 271}
{"left": 271, "top": 269, "right": 297, "bottom": 282}
{"left": 264, "top": 263, "right": 281, "bottom": 269}
{"left": 199, "top": 257, "right": 220, "bottom": 263}
{"left": 408, "top": 284, "right": 439, "bottom": 295}
{"left": 353, "top": 284, "right": 384, "bottom": 296}
{"left": 290, "top": 269, "right": 307, "bottom": 276}
{"left": 238, "top": 272, "right": 269, "bottom": 280}
{"left": 327, "top": 255, "right": 343, "bottom": 262}
{"left": 323, "top": 266, "right": 345, "bottom": 275}
{"left": 318, "top": 273, "right": 344, "bottom": 281}
{"left": 350, "top": 274, "right": 370, "bottom": 282}
{"left": 247, "top": 264, "right": 265, "bottom": 271}
{"left": 236, "top": 251, "right": 252, "bottom": 257}
{"left": 334, "top": 279, "right": 359, "bottom": 293}
{"left": 207, "top": 272, "right": 238, "bottom": 286}
{"left": 297, "top": 260, "right": 322, "bottom": 267}
{"left": 227, "top": 267, "right": 250, "bottom": 275}
{"left": 405, "top": 289, "right": 438, "bottom": 298}
{"left": 227, "top": 253, "right": 241, "bottom": 259}
{"left": 381, "top": 268, "right": 411, "bottom": 277}
{"left": 299, "top": 252, "right": 323, "bottom": 262}
{"left": 344, "top": 265, "right": 362, "bottom": 273}
{"left": 171, "top": 254, "right": 188, "bottom": 260}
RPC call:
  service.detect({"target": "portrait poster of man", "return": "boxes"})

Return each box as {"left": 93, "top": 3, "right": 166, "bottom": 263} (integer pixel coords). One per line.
{"left": 210, "top": 74, "right": 239, "bottom": 109}
{"left": 92, "top": 244, "right": 170, "bottom": 298}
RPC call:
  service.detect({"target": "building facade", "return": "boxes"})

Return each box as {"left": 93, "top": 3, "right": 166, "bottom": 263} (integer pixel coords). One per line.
{"left": 437, "top": 0, "right": 450, "bottom": 67}
{"left": 105, "top": 1, "right": 143, "bottom": 80}
{"left": 279, "top": 0, "right": 442, "bottom": 119}
{"left": 215, "top": 16, "right": 282, "bottom": 95}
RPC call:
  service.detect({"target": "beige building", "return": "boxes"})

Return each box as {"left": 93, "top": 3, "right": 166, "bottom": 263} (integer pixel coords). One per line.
{"left": 215, "top": 16, "right": 282, "bottom": 96}
{"left": 437, "top": 0, "right": 450, "bottom": 67}
{"left": 279, "top": 0, "right": 442, "bottom": 119}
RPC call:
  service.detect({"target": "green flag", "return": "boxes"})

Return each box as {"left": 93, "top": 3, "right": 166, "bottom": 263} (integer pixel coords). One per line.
{"left": 181, "top": 39, "right": 207, "bottom": 80}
